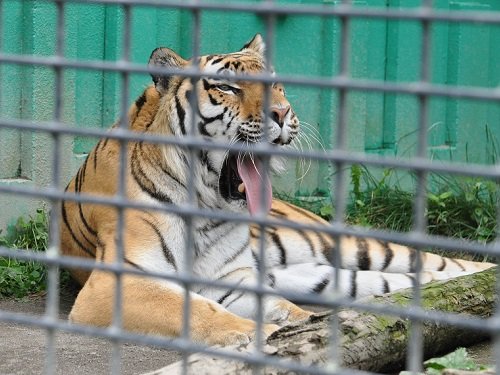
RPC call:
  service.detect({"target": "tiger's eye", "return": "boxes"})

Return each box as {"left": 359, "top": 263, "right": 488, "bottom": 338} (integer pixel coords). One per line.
{"left": 218, "top": 85, "right": 231, "bottom": 91}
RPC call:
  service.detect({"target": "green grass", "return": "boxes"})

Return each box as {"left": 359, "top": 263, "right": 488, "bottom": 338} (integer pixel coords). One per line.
{"left": 347, "top": 165, "right": 497, "bottom": 245}
{"left": 0, "top": 209, "right": 49, "bottom": 298}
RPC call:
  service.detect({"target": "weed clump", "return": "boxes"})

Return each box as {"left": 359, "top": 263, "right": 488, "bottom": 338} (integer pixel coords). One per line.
{"left": 279, "top": 165, "right": 498, "bottom": 249}
{"left": 0, "top": 209, "right": 48, "bottom": 298}
{"left": 346, "top": 165, "right": 497, "bottom": 245}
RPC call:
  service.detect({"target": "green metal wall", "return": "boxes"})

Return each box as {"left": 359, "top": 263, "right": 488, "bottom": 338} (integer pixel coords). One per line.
{"left": 0, "top": 0, "right": 499, "bottom": 228}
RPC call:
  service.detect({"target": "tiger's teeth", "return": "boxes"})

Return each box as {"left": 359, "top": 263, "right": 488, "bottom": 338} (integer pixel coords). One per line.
{"left": 238, "top": 183, "right": 245, "bottom": 193}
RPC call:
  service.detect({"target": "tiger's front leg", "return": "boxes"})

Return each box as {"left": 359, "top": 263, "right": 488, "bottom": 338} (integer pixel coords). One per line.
{"left": 68, "top": 234, "right": 279, "bottom": 346}
{"left": 69, "top": 271, "right": 280, "bottom": 345}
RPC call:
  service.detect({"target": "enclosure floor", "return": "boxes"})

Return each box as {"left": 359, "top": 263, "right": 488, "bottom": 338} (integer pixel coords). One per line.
{"left": 0, "top": 287, "right": 495, "bottom": 374}
{"left": 0, "top": 285, "right": 181, "bottom": 375}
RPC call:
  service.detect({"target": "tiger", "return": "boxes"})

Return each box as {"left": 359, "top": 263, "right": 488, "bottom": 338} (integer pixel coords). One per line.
{"left": 60, "top": 34, "right": 495, "bottom": 346}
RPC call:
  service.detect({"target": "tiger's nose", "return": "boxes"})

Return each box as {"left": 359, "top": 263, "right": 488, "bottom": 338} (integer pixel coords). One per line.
{"left": 270, "top": 105, "right": 290, "bottom": 128}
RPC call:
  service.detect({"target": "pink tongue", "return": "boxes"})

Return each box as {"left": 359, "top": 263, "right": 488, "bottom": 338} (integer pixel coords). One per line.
{"left": 237, "top": 157, "right": 272, "bottom": 215}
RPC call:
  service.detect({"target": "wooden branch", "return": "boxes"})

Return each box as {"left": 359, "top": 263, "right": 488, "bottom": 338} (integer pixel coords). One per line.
{"left": 146, "top": 269, "right": 496, "bottom": 375}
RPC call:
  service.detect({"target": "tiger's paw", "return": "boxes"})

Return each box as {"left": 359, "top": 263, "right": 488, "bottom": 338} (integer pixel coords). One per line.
{"left": 266, "top": 300, "right": 313, "bottom": 326}
{"left": 205, "top": 321, "right": 279, "bottom": 346}
{"left": 287, "top": 305, "right": 314, "bottom": 322}
{"left": 262, "top": 322, "right": 281, "bottom": 338}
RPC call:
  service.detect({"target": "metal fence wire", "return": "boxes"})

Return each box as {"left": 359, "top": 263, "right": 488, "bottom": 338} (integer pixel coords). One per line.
{"left": 0, "top": 0, "right": 499, "bottom": 374}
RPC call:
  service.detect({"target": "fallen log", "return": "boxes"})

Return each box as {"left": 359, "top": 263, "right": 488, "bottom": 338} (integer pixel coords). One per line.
{"left": 146, "top": 268, "right": 496, "bottom": 375}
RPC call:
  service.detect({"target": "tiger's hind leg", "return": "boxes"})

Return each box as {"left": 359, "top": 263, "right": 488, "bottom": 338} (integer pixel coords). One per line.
{"left": 334, "top": 236, "right": 496, "bottom": 274}
{"left": 267, "top": 263, "right": 488, "bottom": 299}
{"left": 262, "top": 201, "right": 495, "bottom": 275}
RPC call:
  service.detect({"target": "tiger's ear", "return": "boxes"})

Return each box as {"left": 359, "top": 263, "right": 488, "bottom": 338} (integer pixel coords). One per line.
{"left": 240, "top": 34, "right": 265, "bottom": 56}
{"left": 148, "top": 47, "right": 188, "bottom": 93}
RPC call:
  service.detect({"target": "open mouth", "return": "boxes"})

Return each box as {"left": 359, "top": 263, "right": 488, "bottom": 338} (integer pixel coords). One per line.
{"left": 219, "top": 154, "right": 272, "bottom": 215}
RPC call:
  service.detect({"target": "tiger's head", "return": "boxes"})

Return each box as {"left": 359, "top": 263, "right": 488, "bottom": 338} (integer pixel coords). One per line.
{"left": 148, "top": 34, "right": 299, "bottom": 214}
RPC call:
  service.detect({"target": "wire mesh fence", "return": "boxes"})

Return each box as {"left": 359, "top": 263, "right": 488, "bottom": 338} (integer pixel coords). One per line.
{"left": 0, "top": 0, "right": 499, "bottom": 374}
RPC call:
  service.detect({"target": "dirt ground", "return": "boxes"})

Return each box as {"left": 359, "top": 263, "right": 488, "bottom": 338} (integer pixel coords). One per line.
{"left": 0, "top": 285, "right": 495, "bottom": 375}
{"left": 0, "top": 285, "right": 181, "bottom": 375}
